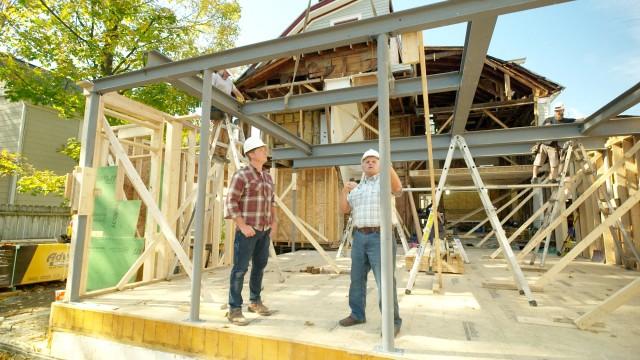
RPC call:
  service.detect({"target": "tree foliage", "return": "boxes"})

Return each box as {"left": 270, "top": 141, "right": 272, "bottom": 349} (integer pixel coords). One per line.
{"left": 57, "top": 137, "right": 82, "bottom": 162}
{"left": 0, "top": 149, "right": 66, "bottom": 196}
{"left": 0, "top": 0, "right": 241, "bottom": 117}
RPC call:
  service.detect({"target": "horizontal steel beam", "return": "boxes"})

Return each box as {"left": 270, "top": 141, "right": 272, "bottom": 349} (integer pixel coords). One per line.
{"left": 242, "top": 72, "right": 460, "bottom": 115}
{"left": 404, "top": 183, "right": 561, "bottom": 192}
{"left": 272, "top": 119, "right": 640, "bottom": 167}
{"left": 451, "top": 16, "right": 498, "bottom": 134}
{"left": 582, "top": 81, "right": 640, "bottom": 134}
{"left": 93, "top": 0, "right": 570, "bottom": 92}
{"left": 147, "top": 52, "right": 311, "bottom": 154}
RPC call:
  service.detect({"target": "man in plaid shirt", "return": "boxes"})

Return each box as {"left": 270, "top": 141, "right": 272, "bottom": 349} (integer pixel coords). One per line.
{"left": 338, "top": 149, "right": 403, "bottom": 337}
{"left": 224, "top": 136, "right": 277, "bottom": 325}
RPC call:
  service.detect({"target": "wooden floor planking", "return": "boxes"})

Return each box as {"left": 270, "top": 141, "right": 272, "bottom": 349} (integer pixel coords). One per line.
{"left": 50, "top": 248, "right": 640, "bottom": 359}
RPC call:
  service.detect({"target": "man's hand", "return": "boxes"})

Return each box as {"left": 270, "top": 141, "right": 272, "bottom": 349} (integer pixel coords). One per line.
{"left": 269, "top": 221, "right": 278, "bottom": 238}
{"left": 343, "top": 181, "right": 357, "bottom": 194}
{"left": 239, "top": 223, "right": 256, "bottom": 237}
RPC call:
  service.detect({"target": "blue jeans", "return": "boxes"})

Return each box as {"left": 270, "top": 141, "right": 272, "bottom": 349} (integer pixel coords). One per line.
{"left": 228, "top": 228, "right": 271, "bottom": 310}
{"left": 349, "top": 230, "right": 402, "bottom": 326}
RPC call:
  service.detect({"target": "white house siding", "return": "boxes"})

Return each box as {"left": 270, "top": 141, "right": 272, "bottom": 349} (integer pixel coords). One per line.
{"left": 305, "top": 0, "right": 389, "bottom": 32}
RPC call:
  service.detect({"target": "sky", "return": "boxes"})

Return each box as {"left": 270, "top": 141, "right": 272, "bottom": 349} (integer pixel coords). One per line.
{"left": 235, "top": 0, "right": 640, "bottom": 118}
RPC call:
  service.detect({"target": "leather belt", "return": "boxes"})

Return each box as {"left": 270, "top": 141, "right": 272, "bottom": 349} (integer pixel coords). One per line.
{"left": 355, "top": 226, "right": 380, "bottom": 234}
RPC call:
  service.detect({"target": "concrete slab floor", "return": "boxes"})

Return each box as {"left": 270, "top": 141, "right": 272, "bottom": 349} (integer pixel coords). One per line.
{"left": 70, "top": 248, "right": 640, "bottom": 359}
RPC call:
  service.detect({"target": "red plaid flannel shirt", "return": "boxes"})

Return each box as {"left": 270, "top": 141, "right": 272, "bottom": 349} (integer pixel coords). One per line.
{"left": 224, "top": 165, "right": 275, "bottom": 230}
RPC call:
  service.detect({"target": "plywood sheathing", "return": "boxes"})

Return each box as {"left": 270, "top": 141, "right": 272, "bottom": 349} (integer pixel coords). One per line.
{"left": 273, "top": 168, "right": 340, "bottom": 247}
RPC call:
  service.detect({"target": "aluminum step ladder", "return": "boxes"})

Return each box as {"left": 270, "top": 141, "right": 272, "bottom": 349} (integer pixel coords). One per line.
{"left": 405, "top": 135, "right": 537, "bottom": 306}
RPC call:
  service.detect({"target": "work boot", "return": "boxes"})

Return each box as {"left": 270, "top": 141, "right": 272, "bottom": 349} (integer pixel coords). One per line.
{"left": 226, "top": 308, "right": 249, "bottom": 326}
{"left": 530, "top": 177, "right": 540, "bottom": 184}
{"left": 248, "top": 302, "right": 272, "bottom": 316}
{"left": 338, "top": 315, "right": 365, "bottom": 327}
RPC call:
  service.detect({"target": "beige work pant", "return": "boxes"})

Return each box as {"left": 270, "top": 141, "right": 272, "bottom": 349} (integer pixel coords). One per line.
{"left": 534, "top": 144, "right": 559, "bottom": 168}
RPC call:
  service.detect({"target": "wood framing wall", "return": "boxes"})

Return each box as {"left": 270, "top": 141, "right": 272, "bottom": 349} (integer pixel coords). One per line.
{"left": 270, "top": 111, "right": 321, "bottom": 147}
{"left": 579, "top": 136, "right": 640, "bottom": 269}
{"left": 66, "top": 90, "right": 237, "bottom": 297}
{"left": 273, "top": 168, "right": 341, "bottom": 247}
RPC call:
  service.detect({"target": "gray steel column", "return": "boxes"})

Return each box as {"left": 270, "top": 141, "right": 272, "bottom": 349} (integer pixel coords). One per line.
{"left": 376, "top": 32, "right": 395, "bottom": 352}
{"left": 67, "top": 91, "right": 100, "bottom": 302}
{"left": 190, "top": 69, "right": 213, "bottom": 321}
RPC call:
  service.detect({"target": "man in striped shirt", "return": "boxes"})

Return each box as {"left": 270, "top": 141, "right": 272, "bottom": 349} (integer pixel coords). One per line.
{"left": 338, "top": 149, "right": 403, "bottom": 337}
{"left": 224, "top": 136, "right": 277, "bottom": 325}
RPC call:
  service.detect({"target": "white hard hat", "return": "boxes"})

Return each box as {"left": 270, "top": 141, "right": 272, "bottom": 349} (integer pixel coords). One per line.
{"left": 361, "top": 149, "right": 380, "bottom": 162}
{"left": 243, "top": 136, "right": 266, "bottom": 154}
{"left": 553, "top": 102, "right": 565, "bottom": 111}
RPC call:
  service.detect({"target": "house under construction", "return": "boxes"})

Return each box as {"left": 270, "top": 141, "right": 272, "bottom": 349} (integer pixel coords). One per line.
{"left": 47, "top": 1, "right": 640, "bottom": 359}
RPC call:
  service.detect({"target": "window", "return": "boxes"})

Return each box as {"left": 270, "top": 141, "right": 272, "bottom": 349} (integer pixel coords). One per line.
{"left": 330, "top": 14, "right": 361, "bottom": 26}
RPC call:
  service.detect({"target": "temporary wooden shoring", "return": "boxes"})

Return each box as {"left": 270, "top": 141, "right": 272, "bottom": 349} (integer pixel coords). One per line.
{"left": 575, "top": 145, "right": 640, "bottom": 265}
{"left": 102, "top": 117, "right": 194, "bottom": 278}
{"left": 465, "top": 188, "right": 531, "bottom": 239}
{"left": 535, "top": 189, "right": 640, "bottom": 288}
{"left": 489, "top": 199, "right": 552, "bottom": 259}
{"left": 574, "top": 277, "right": 640, "bottom": 330}
{"left": 490, "top": 162, "right": 589, "bottom": 260}
{"left": 278, "top": 179, "right": 295, "bottom": 200}
{"left": 296, "top": 215, "right": 331, "bottom": 243}
{"left": 436, "top": 114, "right": 454, "bottom": 135}
{"left": 475, "top": 184, "right": 543, "bottom": 247}
{"left": 275, "top": 196, "right": 341, "bottom": 274}
{"left": 445, "top": 192, "right": 511, "bottom": 229}
{"left": 418, "top": 32, "right": 443, "bottom": 291}
{"left": 341, "top": 102, "right": 379, "bottom": 142}
{"left": 483, "top": 109, "right": 509, "bottom": 129}
{"left": 406, "top": 185, "right": 423, "bottom": 241}
{"left": 516, "top": 141, "right": 640, "bottom": 261}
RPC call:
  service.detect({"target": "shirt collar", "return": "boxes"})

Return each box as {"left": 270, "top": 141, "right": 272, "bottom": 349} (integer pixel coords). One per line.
{"left": 250, "top": 164, "right": 270, "bottom": 182}
{"left": 363, "top": 174, "right": 379, "bottom": 183}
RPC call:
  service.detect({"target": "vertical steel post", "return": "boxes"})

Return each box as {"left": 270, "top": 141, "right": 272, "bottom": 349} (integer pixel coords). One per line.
{"left": 190, "top": 69, "right": 213, "bottom": 321}
{"left": 376, "top": 32, "right": 395, "bottom": 352}
{"left": 66, "top": 91, "right": 100, "bottom": 302}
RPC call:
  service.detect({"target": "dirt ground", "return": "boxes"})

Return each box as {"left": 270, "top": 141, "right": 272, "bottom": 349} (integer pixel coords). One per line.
{"left": 0, "top": 281, "right": 65, "bottom": 359}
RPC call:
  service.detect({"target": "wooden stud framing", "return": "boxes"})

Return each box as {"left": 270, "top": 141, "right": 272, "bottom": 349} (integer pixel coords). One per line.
{"left": 142, "top": 126, "right": 164, "bottom": 280}
{"left": 517, "top": 141, "right": 640, "bottom": 261}
{"left": 274, "top": 196, "right": 341, "bottom": 274}
{"left": 102, "top": 117, "right": 194, "bottom": 278}
{"left": 535, "top": 189, "right": 640, "bottom": 287}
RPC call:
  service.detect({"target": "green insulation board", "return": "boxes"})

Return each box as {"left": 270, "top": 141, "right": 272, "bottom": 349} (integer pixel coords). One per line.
{"left": 87, "top": 166, "right": 144, "bottom": 292}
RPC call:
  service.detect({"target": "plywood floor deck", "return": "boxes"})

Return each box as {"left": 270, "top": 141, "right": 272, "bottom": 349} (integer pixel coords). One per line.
{"left": 52, "top": 247, "right": 640, "bottom": 359}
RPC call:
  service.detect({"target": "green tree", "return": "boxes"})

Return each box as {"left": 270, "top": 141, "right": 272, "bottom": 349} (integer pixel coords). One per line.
{"left": 0, "top": 149, "right": 66, "bottom": 196}
{"left": 0, "top": 0, "right": 241, "bottom": 118}
{"left": 57, "top": 137, "right": 82, "bottom": 162}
